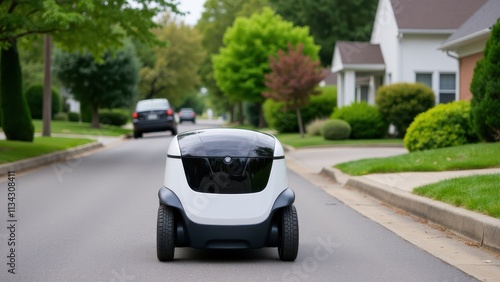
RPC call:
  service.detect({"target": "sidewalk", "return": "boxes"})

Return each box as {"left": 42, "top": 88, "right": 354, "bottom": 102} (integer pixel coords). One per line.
{"left": 286, "top": 146, "right": 500, "bottom": 253}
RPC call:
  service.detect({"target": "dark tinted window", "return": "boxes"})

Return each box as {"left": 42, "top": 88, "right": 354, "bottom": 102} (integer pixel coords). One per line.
{"left": 182, "top": 157, "right": 273, "bottom": 194}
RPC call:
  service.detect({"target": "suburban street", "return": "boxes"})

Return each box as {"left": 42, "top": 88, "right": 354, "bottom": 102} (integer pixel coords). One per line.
{"left": 0, "top": 120, "right": 479, "bottom": 281}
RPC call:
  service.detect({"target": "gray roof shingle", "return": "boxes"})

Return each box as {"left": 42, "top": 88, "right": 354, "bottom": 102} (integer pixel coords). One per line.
{"left": 391, "top": 0, "right": 487, "bottom": 30}
{"left": 336, "top": 42, "right": 385, "bottom": 65}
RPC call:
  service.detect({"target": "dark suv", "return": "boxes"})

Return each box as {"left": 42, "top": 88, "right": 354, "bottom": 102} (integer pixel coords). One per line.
{"left": 178, "top": 108, "right": 196, "bottom": 123}
{"left": 132, "top": 99, "right": 177, "bottom": 138}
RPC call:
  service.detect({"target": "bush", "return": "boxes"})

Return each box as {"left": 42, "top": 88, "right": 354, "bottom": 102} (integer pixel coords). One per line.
{"left": 99, "top": 109, "right": 129, "bottom": 126}
{"left": 53, "top": 112, "right": 68, "bottom": 121}
{"left": 404, "top": 101, "right": 479, "bottom": 152}
{"left": 306, "top": 118, "right": 329, "bottom": 136}
{"left": 68, "top": 112, "right": 80, "bottom": 122}
{"left": 331, "top": 102, "right": 386, "bottom": 139}
{"left": 376, "top": 83, "right": 435, "bottom": 137}
{"left": 321, "top": 119, "right": 351, "bottom": 140}
{"left": 25, "top": 84, "right": 62, "bottom": 119}
{"left": 470, "top": 20, "right": 500, "bottom": 142}
{"left": 263, "top": 86, "right": 337, "bottom": 133}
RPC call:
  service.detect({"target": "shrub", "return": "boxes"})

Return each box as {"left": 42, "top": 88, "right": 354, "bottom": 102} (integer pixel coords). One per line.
{"left": 68, "top": 112, "right": 80, "bottom": 122}
{"left": 99, "top": 109, "right": 129, "bottom": 126}
{"left": 53, "top": 112, "right": 68, "bottom": 121}
{"left": 470, "top": 20, "right": 500, "bottom": 142}
{"left": 306, "top": 118, "right": 329, "bottom": 136}
{"left": 25, "top": 84, "right": 62, "bottom": 119}
{"left": 321, "top": 119, "right": 351, "bottom": 140}
{"left": 263, "top": 86, "right": 337, "bottom": 133}
{"left": 376, "top": 83, "right": 435, "bottom": 137}
{"left": 331, "top": 102, "right": 386, "bottom": 139}
{"left": 404, "top": 101, "right": 479, "bottom": 152}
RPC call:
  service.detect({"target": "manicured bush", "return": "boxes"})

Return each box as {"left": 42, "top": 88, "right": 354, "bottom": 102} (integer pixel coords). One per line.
{"left": 306, "top": 118, "right": 329, "bottom": 136}
{"left": 404, "top": 101, "right": 478, "bottom": 152}
{"left": 376, "top": 83, "right": 435, "bottom": 137}
{"left": 263, "top": 86, "right": 337, "bottom": 133}
{"left": 99, "top": 109, "right": 129, "bottom": 126}
{"left": 321, "top": 119, "right": 351, "bottom": 140}
{"left": 25, "top": 84, "right": 62, "bottom": 119}
{"left": 53, "top": 112, "right": 68, "bottom": 121}
{"left": 68, "top": 112, "right": 80, "bottom": 122}
{"left": 331, "top": 102, "right": 386, "bottom": 139}
{"left": 1, "top": 42, "right": 34, "bottom": 141}
{"left": 470, "top": 20, "right": 500, "bottom": 142}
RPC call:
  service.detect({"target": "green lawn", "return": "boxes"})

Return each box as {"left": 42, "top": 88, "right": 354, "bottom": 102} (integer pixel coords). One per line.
{"left": 275, "top": 133, "right": 403, "bottom": 148}
{"left": 335, "top": 143, "right": 500, "bottom": 176}
{"left": 414, "top": 174, "right": 500, "bottom": 219}
{"left": 32, "top": 120, "right": 131, "bottom": 136}
{"left": 0, "top": 137, "right": 95, "bottom": 164}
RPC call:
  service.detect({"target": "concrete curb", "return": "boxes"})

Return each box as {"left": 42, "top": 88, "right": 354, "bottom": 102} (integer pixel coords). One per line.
{"left": 321, "top": 167, "right": 500, "bottom": 252}
{"left": 0, "top": 141, "right": 104, "bottom": 177}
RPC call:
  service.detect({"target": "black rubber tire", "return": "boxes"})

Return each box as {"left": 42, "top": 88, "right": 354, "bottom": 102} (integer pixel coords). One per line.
{"left": 133, "top": 131, "right": 142, "bottom": 139}
{"left": 171, "top": 127, "right": 177, "bottom": 135}
{"left": 157, "top": 204, "right": 175, "bottom": 261}
{"left": 278, "top": 205, "right": 299, "bottom": 261}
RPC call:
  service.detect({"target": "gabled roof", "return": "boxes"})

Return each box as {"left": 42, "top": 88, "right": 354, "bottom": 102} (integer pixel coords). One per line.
{"left": 332, "top": 42, "right": 385, "bottom": 72}
{"left": 392, "top": 0, "right": 487, "bottom": 32}
{"left": 440, "top": 0, "right": 500, "bottom": 50}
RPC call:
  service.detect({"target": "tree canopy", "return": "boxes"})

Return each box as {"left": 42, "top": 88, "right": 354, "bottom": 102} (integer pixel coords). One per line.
{"left": 269, "top": 0, "right": 378, "bottom": 66}
{"left": 54, "top": 42, "right": 140, "bottom": 128}
{"left": 139, "top": 13, "right": 205, "bottom": 107}
{"left": 212, "top": 7, "right": 320, "bottom": 126}
{"left": 264, "top": 43, "right": 325, "bottom": 137}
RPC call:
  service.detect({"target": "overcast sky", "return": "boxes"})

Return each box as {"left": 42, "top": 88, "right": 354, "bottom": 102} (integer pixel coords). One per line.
{"left": 177, "top": 0, "right": 205, "bottom": 26}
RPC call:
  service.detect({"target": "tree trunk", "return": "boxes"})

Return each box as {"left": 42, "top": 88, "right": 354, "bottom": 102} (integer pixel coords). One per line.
{"left": 230, "top": 105, "right": 235, "bottom": 123}
{"left": 91, "top": 102, "right": 100, "bottom": 128}
{"left": 257, "top": 102, "right": 266, "bottom": 128}
{"left": 238, "top": 102, "right": 244, "bottom": 125}
{"left": 0, "top": 39, "right": 34, "bottom": 142}
{"left": 296, "top": 107, "right": 305, "bottom": 138}
{"left": 42, "top": 35, "right": 52, "bottom": 137}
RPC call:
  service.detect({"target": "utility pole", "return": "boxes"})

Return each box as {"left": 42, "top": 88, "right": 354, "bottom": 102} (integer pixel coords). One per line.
{"left": 42, "top": 34, "right": 52, "bottom": 137}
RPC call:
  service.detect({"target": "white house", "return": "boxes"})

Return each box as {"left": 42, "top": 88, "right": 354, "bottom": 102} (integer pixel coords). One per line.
{"left": 438, "top": 0, "right": 500, "bottom": 101}
{"left": 332, "top": 0, "right": 487, "bottom": 108}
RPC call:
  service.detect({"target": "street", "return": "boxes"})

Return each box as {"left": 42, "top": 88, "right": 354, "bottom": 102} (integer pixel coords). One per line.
{"left": 0, "top": 120, "right": 477, "bottom": 281}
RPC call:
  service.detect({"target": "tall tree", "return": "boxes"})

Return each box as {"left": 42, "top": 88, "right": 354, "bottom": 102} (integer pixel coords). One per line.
{"left": 0, "top": 0, "right": 181, "bottom": 141}
{"left": 54, "top": 42, "right": 140, "bottom": 128}
{"left": 269, "top": 0, "right": 378, "bottom": 66}
{"left": 264, "top": 44, "right": 325, "bottom": 138}
{"left": 470, "top": 19, "right": 500, "bottom": 142}
{"left": 212, "top": 7, "right": 320, "bottom": 127}
{"left": 196, "top": 0, "right": 269, "bottom": 121}
{"left": 139, "top": 13, "right": 205, "bottom": 107}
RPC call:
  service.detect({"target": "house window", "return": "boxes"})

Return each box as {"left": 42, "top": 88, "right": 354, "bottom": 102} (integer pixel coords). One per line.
{"left": 416, "top": 73, "right": 432, "bottom": 88}
{"left": 439, "top": 73, "right": 456, "bottom": 104}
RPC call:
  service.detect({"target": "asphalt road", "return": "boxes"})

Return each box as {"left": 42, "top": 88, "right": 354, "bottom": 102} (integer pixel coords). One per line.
{"left": 0, "top": 121, "right": 477, "bottom": 281}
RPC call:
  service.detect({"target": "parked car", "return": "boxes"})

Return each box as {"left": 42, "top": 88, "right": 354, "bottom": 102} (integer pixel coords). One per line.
{"left": 178, "top": 108, "right": 196, "bottom": 123}
{"left": 156, "top": 128, "right": 299, "bottom": 261}
{"left": 132, "top": 99, "right": 177, "bottom": 138}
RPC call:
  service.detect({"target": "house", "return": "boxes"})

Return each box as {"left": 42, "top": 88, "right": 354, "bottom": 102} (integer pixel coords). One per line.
{"left": 332, "top": 0, "right": 487, "bottom": 108}
{"left": 438, "top": 0, "right": 500, "bottom": 101}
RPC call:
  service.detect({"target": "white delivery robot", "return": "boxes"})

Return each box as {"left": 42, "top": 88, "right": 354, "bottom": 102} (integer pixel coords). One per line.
{"left": 157, "top": 128, "right": 298, "bottom": 261}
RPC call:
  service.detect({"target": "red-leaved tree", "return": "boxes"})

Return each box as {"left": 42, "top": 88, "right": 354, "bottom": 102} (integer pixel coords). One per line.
{"left": 263, "top": 43, "right": 325, "bottom": 138}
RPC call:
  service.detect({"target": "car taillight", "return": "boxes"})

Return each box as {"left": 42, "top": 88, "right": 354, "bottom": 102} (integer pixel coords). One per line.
{"left": 167, "top": 109, "right": 173, "bottom": 116}
{"left": 191, "top": 112, "right": 195, "bottom": 117}
{"left": 178, "top": 112, "right": 182, "bottom": 117}
{"left": 132, "top": 112, "right": 138, "bottom": 119}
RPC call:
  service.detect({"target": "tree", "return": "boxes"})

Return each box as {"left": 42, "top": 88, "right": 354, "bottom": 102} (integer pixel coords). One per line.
{"left": 263, "top": 44, "right": 325, "bottom": 137}
{"left": 212, "top": 7, "right": 320, "bottom": 127}
{"left": 470, "top": 20, "right": 500, "bottom": 142}
{"left": 269, "top": 0, "right": 378, "bottom": 66}
{"left": 53, "top": 42, "right": 140, "bottom": 128}
{"left": 0, "top": 0, "right": 181, "bottom": 141}
{"left": 0, "top": 41, "right": 34, "bottom": 141}
{"left": 196, "top": 0, "right": 269, "bottom": 122}
{"left": 139, "top": 13, "right": 205, "bottom": 107}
